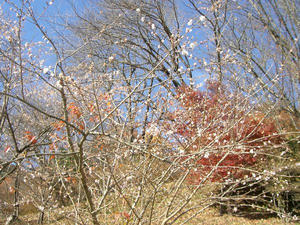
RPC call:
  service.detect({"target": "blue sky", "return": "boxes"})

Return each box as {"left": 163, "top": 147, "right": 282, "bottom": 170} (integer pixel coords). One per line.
{"left": 1, "top": 0, "right": 79, "bottom": 44}
{"left": 1, "top": 0, "right": 208, "bottom": 87}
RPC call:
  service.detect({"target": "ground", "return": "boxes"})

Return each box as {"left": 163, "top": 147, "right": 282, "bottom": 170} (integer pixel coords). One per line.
{"left": 2, "top": 207, "right": 294, "bottom": 225}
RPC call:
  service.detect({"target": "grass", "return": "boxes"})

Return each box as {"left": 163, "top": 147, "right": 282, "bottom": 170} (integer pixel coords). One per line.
{"left": 1, "top": 203, "right": 294, "bottom": 225}
{"left": 21, "top": 210, "right": 293, "bottom": 225}
{"left": 1, "top": 161, "right": 298, "bottom": 224}
{"left": 1, "top": 180, "right": 298, "bottom": 224}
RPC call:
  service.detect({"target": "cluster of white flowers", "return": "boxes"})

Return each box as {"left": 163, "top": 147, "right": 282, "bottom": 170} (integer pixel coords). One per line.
{"left": 178, "top": 66, "right": 184, "bottom": 73}
{"left": 43, "top": 67, "right": 50, "bottom": 74}
{"left": 204, "top": 152, "right": 210, "bottom": 158}
{"left": 186, "top": 27, "right": 192, "bottom": 33}
{"left": 147, "top": 124, "right": 160, "bottom": 136}
{"left": 108, "top": 55, "right": 114, "bottom": 62}
{"left": 189, "top": 42, "right": 197, "bottom": 49}
{"left": 181, "top": 48, "right": 189, "bottom": 56}
{"left": 179, "top": 149, "right": 185, "bottom": 155}
{"left": 166, "top": 130, "right": 173, "bottom": 136}
{"left": 199, "top": 15, "right": 205, "bottom": 22}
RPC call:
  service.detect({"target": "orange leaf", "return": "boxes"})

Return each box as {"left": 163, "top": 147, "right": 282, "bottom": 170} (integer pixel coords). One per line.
{"left": 78, "top": 122, "right": 85, "bottom": 130}
{"left": 122, "top": 212, "right": 130, "bottom": 220}
{"left": 52, "top": 121, "right": 64, "bottom": 131}
{"left": 65, "top": 176, "right": 72, "bottom": 182}
{"left": 71, "top": 178, "right": 77, "bottom": 184}
{"left": 68, "top": 102, "right": 82, "bottom": 118}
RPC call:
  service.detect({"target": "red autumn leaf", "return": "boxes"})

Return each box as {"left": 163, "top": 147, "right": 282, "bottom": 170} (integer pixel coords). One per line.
{"left": 168, "top": 81, "right": 281, "bottom": 183}
{"left": 122, "top": 212, "right": 130, "bottom": 220}
{"left": 88, "top": 103, "right": 95, "bottom": 112}
{"left": 4, "top": 146, "right": 11, "bottom": 153}
{"left": 24, "top": 131, "right": 37, "bottom": 144}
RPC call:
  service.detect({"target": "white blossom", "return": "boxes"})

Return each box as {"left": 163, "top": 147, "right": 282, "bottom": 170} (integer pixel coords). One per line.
{"left": 166, "top": 130, "right": 173, "bottom": 136}
{"left": 179, "top": 149, "right": 185, "bottom": 154}
{"left": 181, "top": 48, "right": 188, "bottom": 56}
{"left": 189, "top": 42, "right": 197, "bottom": 49}
{"left": 187, "top": 19, "right": 193, "bottom": 26}
{"left": 55, "top": 80, "right": 62, "bottom": 88}
{"left": 147, "top": 124, "right": 159, "bottom": 136}
{"left": 186, "top": 27, "right": 192, "bottom": 33}
{"left": 108, "top": 56, "right": 114, "bottom": 62}
{"left": 126, "top": 175, "right": 134, "bottom": 181}
{"left": 204, "top": 152, "right": 210, "bottom": 158}
{"left": 43, "top": 67, "right": 49, "bottom": 74}
{"left": 199, "top": 15, "right": 205, "bottom": 22}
